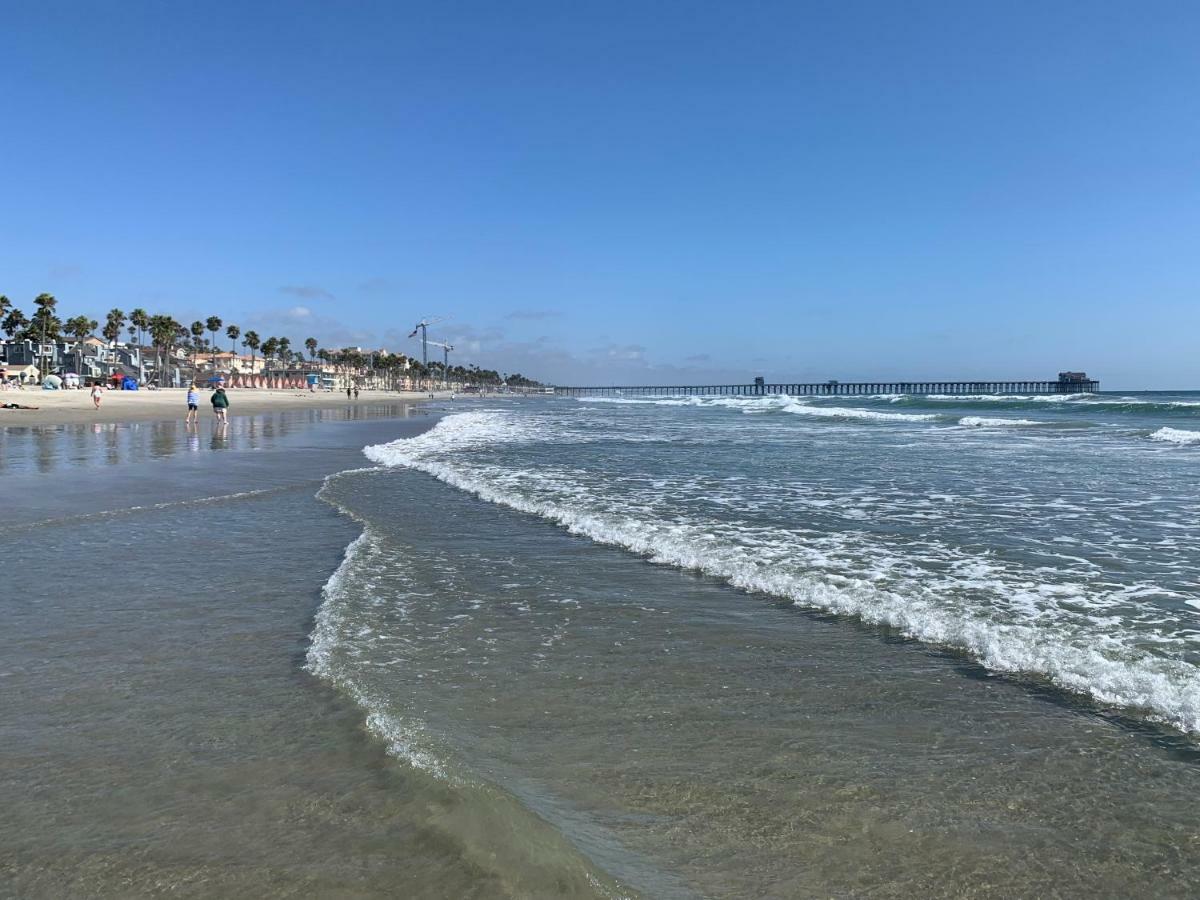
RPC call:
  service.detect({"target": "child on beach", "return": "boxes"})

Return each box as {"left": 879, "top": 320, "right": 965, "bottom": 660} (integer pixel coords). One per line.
{"left": 186, "top": 384, "right": 200, "bottom": 424}
{"left": 90, "top": 383, "right": 104, "bottom": 409}
{"left": 210, "top": 386, "right": 229, "bottom": 423}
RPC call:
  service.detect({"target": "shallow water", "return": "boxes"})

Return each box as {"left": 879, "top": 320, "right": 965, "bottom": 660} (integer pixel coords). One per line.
{"left": 3, "top": 405, "right": 620, "bottom": 898}
{"left": 6, "top": 395, "right": 1200, "bottom": 897}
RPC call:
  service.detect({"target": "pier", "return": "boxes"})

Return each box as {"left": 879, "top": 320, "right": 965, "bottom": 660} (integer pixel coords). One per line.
{"left": 555, "top": 373, "right": 1099, "bottom": 397}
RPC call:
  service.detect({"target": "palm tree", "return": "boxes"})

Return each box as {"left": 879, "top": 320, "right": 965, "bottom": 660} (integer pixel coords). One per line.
{"left": 224, "top": 325, "right": 240, "bottom": 378}
{"left": 2, "top": 308, "right": 28, "bottom": 338}
{"left": 102, "top": 308, "right": 126, "bottom": 344}
{"left": 276, "top": 337, "right": 291, "bottom": 371}
{"left": 129, "top": 308, "right": 149, "bottom": 345}
{"left": 205, "top": 316, "right": 222, "bottom": 372}
{"left": 242, "top": 330, "right": 260, "bottom": 378}
{"left": 147, "top": 315, "right": 170, "bottom": 386}
{"left": 305, "top": 337, "right": 317, "bottom": 368}
{"left": 65, "top": 315, "right": 98, "bottom": 380}
{"left": 261, "top": 337, "right": 278, "bottom": 372}
{"left": 0, "top": 295, "right": 10, "bottom": 322}
{"left": 32, "top": 294, "right": 61, "bottom": 381}
{"left": 129, "top": 308, "right": 150, "bottom": 383}
{"left": 190, "top": 321, "right": 205, "bottom": 382}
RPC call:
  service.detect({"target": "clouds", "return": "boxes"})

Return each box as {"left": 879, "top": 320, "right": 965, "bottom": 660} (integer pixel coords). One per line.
{"left": 279, "top": 285, "right": 335, "bottom": 301}
{"left": 239, "top": 305, "right": 373, "bottom": 348}
{"left": 588, "top": 343, "right": 646, "bottom": 362}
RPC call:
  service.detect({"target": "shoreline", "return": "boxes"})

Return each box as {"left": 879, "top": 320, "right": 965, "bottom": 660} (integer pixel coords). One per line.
{"left": 0, "top": 386, "right": 453, "bottom": 427}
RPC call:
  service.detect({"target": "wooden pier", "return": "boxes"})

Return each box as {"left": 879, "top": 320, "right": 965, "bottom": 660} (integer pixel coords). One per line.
{"left": 555, "top": 375, "right": 1099, "bottom": 398}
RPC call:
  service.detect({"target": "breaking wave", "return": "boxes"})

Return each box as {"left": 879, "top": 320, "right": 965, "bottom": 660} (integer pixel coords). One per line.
{"left": 1150, "top": 427, "right": 1200, "bottom": 445}
{"left": 958, "top": 416, "right": 1045, "bottom": 427}
{"left": 577, "top": 394, "right": 938, "bottom": 422}
{"left": 364, "top": 411, "right": 1200, "bottom": 735}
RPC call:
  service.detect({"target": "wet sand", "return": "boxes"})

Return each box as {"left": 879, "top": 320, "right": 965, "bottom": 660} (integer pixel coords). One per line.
{"left": 0, "top": 387, "right": 454, "bottom": 428}
{"left": 1, "top": 406, "right": 540, "bottom": 898}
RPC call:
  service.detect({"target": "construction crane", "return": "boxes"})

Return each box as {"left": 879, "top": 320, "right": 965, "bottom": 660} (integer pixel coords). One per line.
{"left": 407, "top": 316, "right": 445, "bottom": 371}
{"left": 426, "top": 340, "right": 454, "bottom": 389}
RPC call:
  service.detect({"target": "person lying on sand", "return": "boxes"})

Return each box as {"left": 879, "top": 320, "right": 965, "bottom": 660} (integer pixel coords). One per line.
{"left": 1, "top": 402, "right": 40, "bottom": 409}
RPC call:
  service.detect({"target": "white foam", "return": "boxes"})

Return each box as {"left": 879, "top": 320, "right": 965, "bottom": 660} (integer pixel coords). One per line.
{"left": 958, "top": 416, "right": 1045, "bottom": 427}
{"left": 580, "top": 394, "right": 937, "bottom": 422}
{"left": 306, "top": 527, "right": 450, "bottom": 778}
{"left": 1150, "top": 427, "right": 1200, "bottom": 445}
{"left": 779, "top": 400, "right": 937, "bottom": 423}
{"left": 365, "top": 411, "right": 1200, "bottom": 734}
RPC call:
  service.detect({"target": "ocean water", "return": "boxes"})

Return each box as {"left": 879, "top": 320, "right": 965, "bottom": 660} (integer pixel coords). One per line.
{"left": 3, "top": 407, "right": 616, "bottom": 898}
{"left": 6, "top": 394, "right": 1200, "bottom": 897}
{"left": 308, "top": 391, "right": 1200, "bottom": 896}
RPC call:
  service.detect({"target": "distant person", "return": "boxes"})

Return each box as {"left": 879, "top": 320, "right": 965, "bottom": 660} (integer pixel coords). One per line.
{"left": 185, "top": 384, "right": 200, "bottom": 424}
{"left": 346, "top": 386, "right": 352, "bottom": 400}
{"left": 90, "top": 383, "right": 104, "bottom": 409}
{"left": 353, "top": 386, "right": 359, "bottom": 399}
{"left": 210, "top": 386, "right": 229, "bottom": 423}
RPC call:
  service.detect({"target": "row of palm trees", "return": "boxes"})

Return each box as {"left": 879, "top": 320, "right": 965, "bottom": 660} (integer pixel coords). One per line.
{"left": 1, "top": 292, "right": 542, "bottom": 389}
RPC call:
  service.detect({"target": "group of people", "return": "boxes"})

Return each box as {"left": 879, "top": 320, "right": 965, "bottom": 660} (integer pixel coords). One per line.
{"left": 186, "top": 384, "right": 229, "bottom": 424}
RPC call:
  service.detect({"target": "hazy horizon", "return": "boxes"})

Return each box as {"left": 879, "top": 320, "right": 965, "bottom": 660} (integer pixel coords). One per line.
{"left": 3, "top": 1, "right": 1198, "bottom": 390}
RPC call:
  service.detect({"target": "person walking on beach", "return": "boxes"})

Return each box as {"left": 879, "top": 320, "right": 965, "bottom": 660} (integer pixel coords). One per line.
{"left": 90, "top": 382, "right": 104, "bottom": 409}
{"left": 346, "top": 385, "right": 352, "bottom": 400}
{"left": 353, "top": 386, "right": 359, "bottom": 400}
{"left": 185, "top": 384, "right": 200, "bottom": 424}
{"left": 210, "top": 386, "right": 229, "bottom": 423}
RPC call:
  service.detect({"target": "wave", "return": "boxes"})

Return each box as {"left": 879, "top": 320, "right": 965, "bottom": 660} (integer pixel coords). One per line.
{"left": 958, "top": 416, "right": 1045, "bottom": 427}
{"left": 309, "top": 463, "right": 646, "bottom": 898}
{"left": 578, "top": 394, "right": 938, "bottom": 422}
{"left": 306, "top": 526, "right": 450, "bottom": 778}
{"left": 892, "top": 394, "right": 1200, "bottom": 414}
{"left": 1150, "top": 427, "right": 1200, "bottom": 445}
{"left": 364, "top": 411, "right": 1200, "bottom": 735}
{"left": 22, "top": 486, "right": 294, "bottom": 529}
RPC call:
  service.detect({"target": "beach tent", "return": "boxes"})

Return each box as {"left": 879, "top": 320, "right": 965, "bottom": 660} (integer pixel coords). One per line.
{"left": 122, "top": 377, "right": 138, "bottom": 390}
{"left": 42, "top": 374, "right": 63, "bottom": 390}
{"left": 63, "top": 372, "right": 80, "bottom": 388}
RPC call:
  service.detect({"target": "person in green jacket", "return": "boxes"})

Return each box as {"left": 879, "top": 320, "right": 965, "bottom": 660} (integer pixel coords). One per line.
{"left": 210, "top": 387, "right": 229, "bottom": 423}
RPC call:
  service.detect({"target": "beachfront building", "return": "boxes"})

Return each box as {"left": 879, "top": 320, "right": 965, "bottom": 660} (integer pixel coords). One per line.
{"left": 0, "top": 337, "right": 162, "bottom": 386}
{"left": 0, "top": 360, "right": 40, "bottom": 386}
{"left": 196, "top": 351, "right": 269, "bottom": 376}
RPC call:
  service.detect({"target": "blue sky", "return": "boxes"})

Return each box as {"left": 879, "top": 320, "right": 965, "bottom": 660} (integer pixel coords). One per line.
{"left": 2, "top": 1, "right": 1198, "bottom": 387}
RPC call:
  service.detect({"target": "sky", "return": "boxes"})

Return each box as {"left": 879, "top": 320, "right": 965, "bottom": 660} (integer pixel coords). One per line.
{"left": 2, "top": 0, "right": 1199, "bottom": 388}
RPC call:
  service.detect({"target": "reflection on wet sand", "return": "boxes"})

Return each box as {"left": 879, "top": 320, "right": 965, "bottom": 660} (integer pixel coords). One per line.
{"left": 0, "top": 403, "right": 422, "bottom": 475}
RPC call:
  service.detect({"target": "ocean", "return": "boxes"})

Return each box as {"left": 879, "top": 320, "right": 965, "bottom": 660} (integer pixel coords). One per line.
{"left": 5, "top": 393, "right": 1200, "bottom": 897}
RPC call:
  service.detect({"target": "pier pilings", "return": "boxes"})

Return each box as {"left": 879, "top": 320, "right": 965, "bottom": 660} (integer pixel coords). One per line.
{"left": 553, "top": 379, "right": 1099, "bottom": 397}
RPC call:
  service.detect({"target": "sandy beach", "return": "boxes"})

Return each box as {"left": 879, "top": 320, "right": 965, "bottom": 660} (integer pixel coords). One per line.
{"left": 0, "top": 386, "right": 451, "bottom": 427}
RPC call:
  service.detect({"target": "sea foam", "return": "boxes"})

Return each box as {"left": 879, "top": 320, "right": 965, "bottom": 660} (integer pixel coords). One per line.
{"left": 579, "top": 394, "right": 938, "bottom": 422}
{"left": 1150, "top": 427, "right": 1200, "bottom": 445}
{"left": 958, "top": 416, "right": 1044, "bottom": 427}
{"left": 364, "top": 411, "right": 1200, "bottom": 735}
